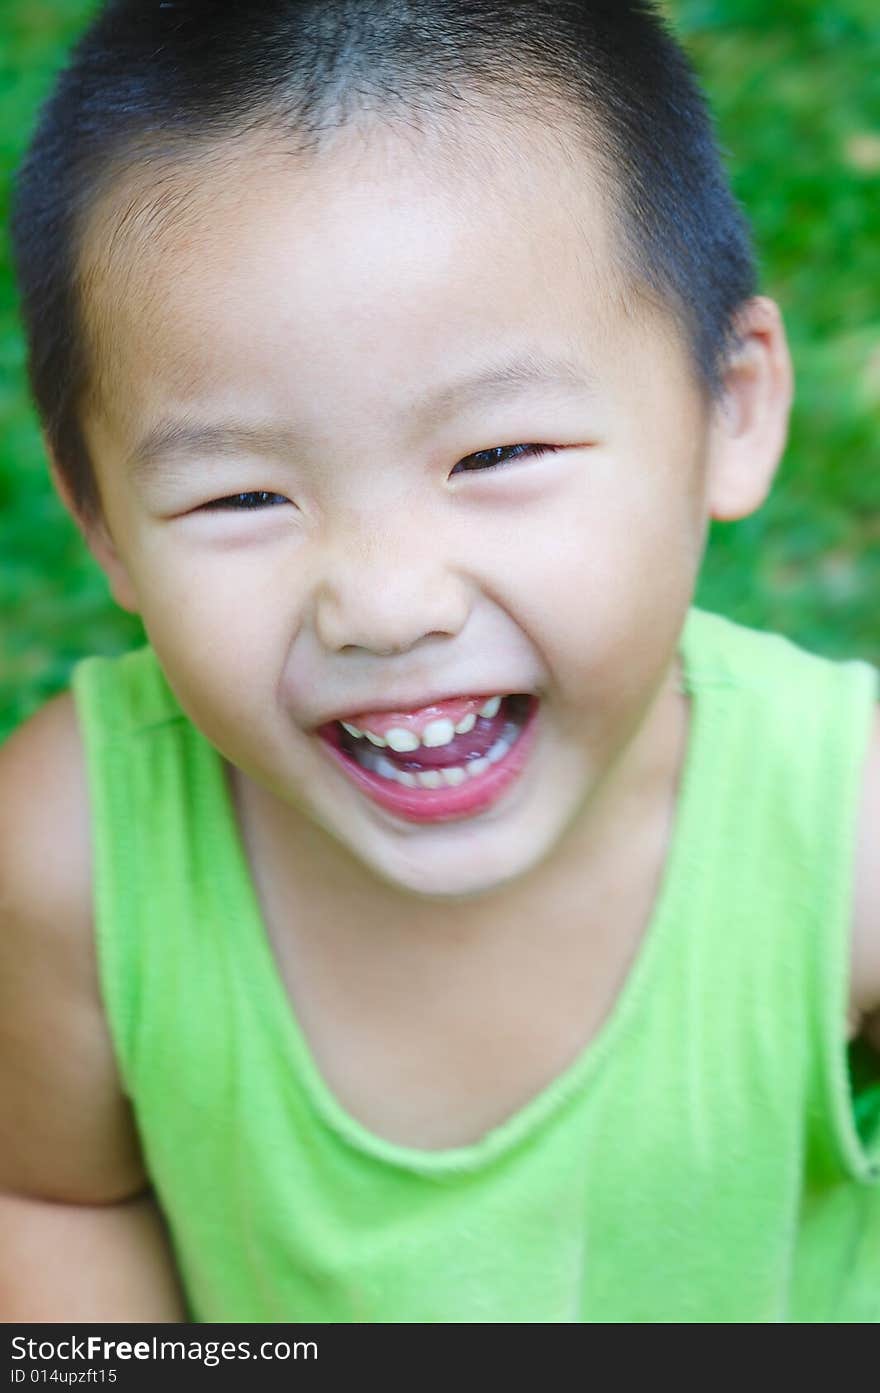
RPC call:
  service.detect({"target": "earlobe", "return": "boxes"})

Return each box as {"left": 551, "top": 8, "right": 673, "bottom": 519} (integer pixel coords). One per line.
{"left": 706, "top": 296, "right": 795, "bottom": 522}
{"left": 46, "top": 447, "right": 141, "bottom": 615}
{"left": 82, "top": 520, "right": 141, "bottom": 615}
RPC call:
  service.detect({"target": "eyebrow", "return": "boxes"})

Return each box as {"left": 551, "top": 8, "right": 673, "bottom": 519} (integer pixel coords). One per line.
{"left": 126, "top": 350, "right": 596, "bottom": 479}
{"left": 414, "top": 350, "right": 597, "bottom": 424}
{"left": 126, "top": 420, "right": 297, "bottom": 481}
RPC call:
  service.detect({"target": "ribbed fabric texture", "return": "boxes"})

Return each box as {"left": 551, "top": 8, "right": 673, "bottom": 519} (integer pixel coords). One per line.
{"left": 71, "top": 608, "right": 880, "bottom": 1322}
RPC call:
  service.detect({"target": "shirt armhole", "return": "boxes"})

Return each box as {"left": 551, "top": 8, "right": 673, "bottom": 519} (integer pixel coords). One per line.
{"left": 818, "top": 664, "right": 880, "bottom": 1185}
{"left": 70, "top": 652, "right": 140, "bottom": 1101}
{"left": 846, "top": 1035, "right": 880, "bottom": 1175}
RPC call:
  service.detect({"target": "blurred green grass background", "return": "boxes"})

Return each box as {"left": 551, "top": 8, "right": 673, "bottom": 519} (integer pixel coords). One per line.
{"left": 1, "top": 0, "right": 878, "bottom": 741}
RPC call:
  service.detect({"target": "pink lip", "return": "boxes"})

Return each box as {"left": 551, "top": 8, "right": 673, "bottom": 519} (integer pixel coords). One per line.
{"left": 315, "top": 699, "right": 540, "bottom": 824}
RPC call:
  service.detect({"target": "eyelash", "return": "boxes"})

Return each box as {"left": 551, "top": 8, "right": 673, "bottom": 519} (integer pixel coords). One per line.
{"left": 202, "top": 490, "right": 289, "bottom": 511}
{"left": 200, "top": 443, "right": 561, "bottom": 511}
{"left": 449, "top": 442, "right": 561, "bottom": 475}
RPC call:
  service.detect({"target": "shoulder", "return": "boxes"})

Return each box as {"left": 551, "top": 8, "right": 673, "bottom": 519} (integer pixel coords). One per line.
{"left": 0, "top": 690, "right": 91, "bottom": 898}
{"left": 0, "top": 691, "right": 94, "bottom": 968}
{"left": 851, "top": 703, "right": 880, "bottom": 1053}
{"left": 694, "top": 613, "right": 879, "bottom": 1051}
{"left": 0, "top": 690, "right": 148, "bottom": 1203}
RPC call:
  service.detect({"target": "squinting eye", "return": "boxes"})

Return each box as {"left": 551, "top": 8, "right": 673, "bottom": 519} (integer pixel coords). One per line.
{"left": 450, "top": 443, "right": 562, "bottom": 475}
{"left": 201, "top": 491, "right": 289, "bottom": 511}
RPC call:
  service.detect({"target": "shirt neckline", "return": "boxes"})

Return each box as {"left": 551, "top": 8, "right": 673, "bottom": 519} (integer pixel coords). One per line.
{"left": 207, "top": 609, "right": 715, "bottom": 1174}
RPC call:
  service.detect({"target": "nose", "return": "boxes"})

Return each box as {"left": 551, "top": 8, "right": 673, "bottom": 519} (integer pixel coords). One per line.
{"left": 309, "top": 514, "right": 471, "bottom": 657}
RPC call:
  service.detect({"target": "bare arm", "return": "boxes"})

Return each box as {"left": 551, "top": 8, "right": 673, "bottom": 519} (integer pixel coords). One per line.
{"left": 0, "top": 692, "right": 187, "bottom": 1322}
{"left": 0, "top": 1191, "right": 188, "bottom": 1323}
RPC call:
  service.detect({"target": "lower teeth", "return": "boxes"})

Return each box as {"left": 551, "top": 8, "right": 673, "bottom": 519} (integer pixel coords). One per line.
{"left": 349, "top": 721, "right": 520, "bottom": 787}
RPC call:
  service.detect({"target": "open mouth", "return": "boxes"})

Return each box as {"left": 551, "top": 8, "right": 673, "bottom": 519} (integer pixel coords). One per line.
{"left": 316, "top": 694, "right": 540, "bottom": 824}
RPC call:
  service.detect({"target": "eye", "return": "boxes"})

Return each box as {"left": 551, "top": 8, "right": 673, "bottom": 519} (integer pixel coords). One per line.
{"left": 200, "top": 491, "right": 290, "bottom": 511}
{"left": 450, "top": 443, "right": 562, "bottom": 476}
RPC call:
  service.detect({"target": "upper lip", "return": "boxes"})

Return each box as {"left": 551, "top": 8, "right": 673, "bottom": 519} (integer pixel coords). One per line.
{"left": 313, "top": 687, "right": 528, "bottom": 730}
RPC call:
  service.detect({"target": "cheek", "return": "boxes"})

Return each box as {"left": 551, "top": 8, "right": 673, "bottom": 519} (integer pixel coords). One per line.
{"left": 510, "top": 462, "right": 696, "bottom": 605}
{"left": 131, "top": 551, "right": 288, "bottom": 719}
{"left": 133, "top": 535, "right": 279, "bottom": 630}
{"left": 506, "top": 476, "right": 697, "bottom": 694}
{"left": 143, "top": 622, "right": 285, "bottom": 780}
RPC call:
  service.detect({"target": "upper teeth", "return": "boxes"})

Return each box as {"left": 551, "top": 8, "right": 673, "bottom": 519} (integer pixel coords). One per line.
{"left": 340, "top": 695, "right": 504, "bottom": 748}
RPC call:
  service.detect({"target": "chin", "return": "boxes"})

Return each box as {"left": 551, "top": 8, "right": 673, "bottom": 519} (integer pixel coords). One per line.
{"left": 361, "top": 820, "right": 556, "bottom": 904}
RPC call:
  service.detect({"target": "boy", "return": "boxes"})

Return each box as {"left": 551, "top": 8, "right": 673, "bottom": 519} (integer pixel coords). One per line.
{"left": 1, "top": 0, "right": 878, "bottom": 1323}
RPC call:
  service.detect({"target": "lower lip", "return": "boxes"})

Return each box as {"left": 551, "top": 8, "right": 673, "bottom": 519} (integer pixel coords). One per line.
{"left": 316, "top": 699, "right": 540, "bottom": 824}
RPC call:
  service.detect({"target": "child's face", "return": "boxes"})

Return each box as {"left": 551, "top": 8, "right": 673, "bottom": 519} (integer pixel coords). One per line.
{"left": 77, "top": 116, "right": 741, "bottom": 900}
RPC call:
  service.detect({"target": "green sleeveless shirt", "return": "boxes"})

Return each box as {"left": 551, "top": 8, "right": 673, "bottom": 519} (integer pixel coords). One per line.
{"left": 70, "top": 608, "right": 880, "bottom": 1322}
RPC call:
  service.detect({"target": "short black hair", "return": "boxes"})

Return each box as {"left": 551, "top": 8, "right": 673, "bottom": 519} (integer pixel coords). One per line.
{"left": 11, "top": 0, "right": 758, "bottom": 526}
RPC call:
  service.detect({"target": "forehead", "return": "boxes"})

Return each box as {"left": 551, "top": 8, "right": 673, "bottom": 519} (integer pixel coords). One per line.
{"left": 78, "top": 111, "right": 681, "bottom": 448}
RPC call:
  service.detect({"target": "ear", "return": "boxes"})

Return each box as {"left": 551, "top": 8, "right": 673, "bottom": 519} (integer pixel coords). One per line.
{"left": 46, "top": 444, "right": 141, "bottom": 614}
{"left": 705, "top": 296, "right": 794, "bottom": 522}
